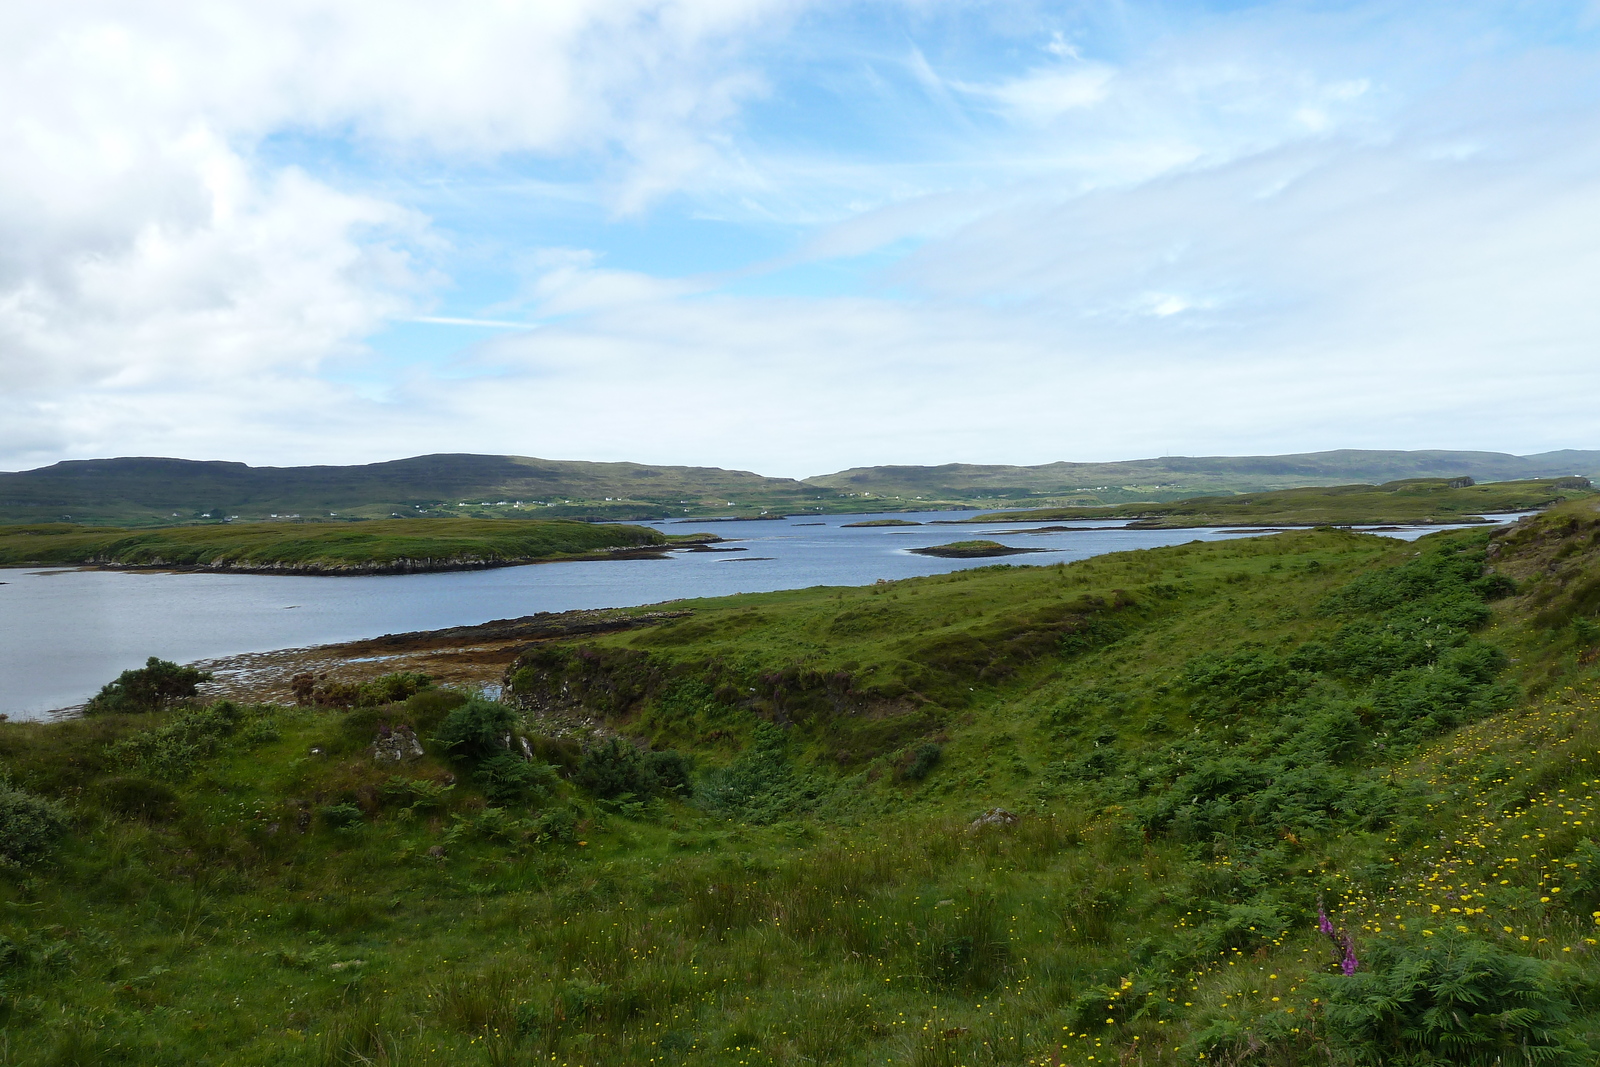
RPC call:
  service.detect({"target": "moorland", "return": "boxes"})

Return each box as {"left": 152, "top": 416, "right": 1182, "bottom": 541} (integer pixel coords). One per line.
{"left": 971, "top": 477, "right": 1593, "bottom": 528}
{"left": 3, "top": 496, "right": 1600, "bottom": 1064}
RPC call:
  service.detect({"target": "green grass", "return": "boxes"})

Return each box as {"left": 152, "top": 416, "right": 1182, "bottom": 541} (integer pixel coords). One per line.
{"left": 0, "top": 517, "right": 666, "bottom": 573}
{"left": 908, "top": 540, "right": 1037, "bottom": 558}
{"left": 970, "top": 477, "right": 1591, "bottom": 527}
{"left": 3, "top": 501, "right": 1600, "bottom": 1064}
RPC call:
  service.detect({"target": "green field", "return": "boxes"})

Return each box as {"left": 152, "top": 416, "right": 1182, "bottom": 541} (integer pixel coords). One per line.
{"left": 0, "top": 517, "right": 668, "bottom": 573}
{"left": 969, "top": 477, "right": 1592, "bottom": 527}
{"left": 3, "top": 499, "right": 1600, "bottom": 1064}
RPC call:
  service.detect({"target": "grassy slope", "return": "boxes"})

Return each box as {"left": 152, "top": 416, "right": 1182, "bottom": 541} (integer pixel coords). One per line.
{"left": 2, "top": 503, "right": 1600, "bottom": 1063}
{"left": 970, "top": 477, "right": 1591, "bottom": 527}
{"left": 0, "top": 517, "right": 666, "bottom": 573}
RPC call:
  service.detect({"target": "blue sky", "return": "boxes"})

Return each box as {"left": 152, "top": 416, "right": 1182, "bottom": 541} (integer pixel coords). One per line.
{"left": 3, "top": 1, "right": 1599, "bottom": 476}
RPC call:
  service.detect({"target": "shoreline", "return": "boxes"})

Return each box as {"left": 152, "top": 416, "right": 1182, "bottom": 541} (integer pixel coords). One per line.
{"left": 40, "top": 605, "right": 696, "bottom": 717}
{"left": 0, "top": 538, "right": 728, "bottom": 577}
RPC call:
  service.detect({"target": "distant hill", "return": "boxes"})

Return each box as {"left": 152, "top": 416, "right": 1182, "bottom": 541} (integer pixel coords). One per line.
{"left": 1, "top": 448, "right": 1596, "bottom": 525}
{"left": 808, "top": 448, "right": 1600, "bottom": 503}
{"left": 0, "top": 454, "right": 826, "bottom": 525}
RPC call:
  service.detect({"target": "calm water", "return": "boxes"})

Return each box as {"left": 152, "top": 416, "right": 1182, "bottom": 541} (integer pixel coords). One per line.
{"left": 0, "top": 511, "right": 1512, "bottom": 719}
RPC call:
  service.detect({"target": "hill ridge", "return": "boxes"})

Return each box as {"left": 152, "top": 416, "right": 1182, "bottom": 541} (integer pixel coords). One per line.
{"left": 2, "top": 447, "right": 1596, "bottom": 524}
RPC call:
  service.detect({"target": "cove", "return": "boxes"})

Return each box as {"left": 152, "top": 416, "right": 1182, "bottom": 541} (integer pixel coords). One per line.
{"left": 0, "top": 511, "right": 1494, "bottom": 719}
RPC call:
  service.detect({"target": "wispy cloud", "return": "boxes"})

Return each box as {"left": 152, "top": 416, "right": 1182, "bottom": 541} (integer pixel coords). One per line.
{"left": 4, "top": 1, "right": 1600, "bottom": 473}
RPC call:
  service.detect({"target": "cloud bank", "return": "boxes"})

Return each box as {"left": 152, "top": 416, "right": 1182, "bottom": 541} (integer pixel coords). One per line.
{"left": 3, "top": 2, "right": 1598, "bottom": 476}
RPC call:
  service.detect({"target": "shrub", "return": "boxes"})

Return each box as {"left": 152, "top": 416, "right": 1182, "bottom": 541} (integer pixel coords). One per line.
{"left": 292, "top": 671, "right": 433, "bottom": 709}
{"left": 573, "top": 738, "right": 692, "bottom": 801}
{"left": 644, "top": 749, "right": 693, "bottom": 797}
{"left": 0, "top": 779, "right": 69, "bottom": 866}
{"left": 1317, "top": 932, "right": 1584, "bottom": 1066}
{"left": 84, "top": 657, "right": 212, "bottom": 715}
{"left": 575, "top": 738, "right": 652, "bottom": 800}
{"left": 899, "top": 742, "right": 942, "bottom": 782}
{"left": 532, "top": 804, "right": 579, "bottom": 842}
{"left": 474, "top": 750, "right": 559, "bottom": 805}
{"left": 400, "top": 688, "right": 468, "bottom": 736}
{"left": 432, "top": 698, "right": 519, "bottom": 762}
{"left": 106, "top": 701, "right": 242, "bottom": 779}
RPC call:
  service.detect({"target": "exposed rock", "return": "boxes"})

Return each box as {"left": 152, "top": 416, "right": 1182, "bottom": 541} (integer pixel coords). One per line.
{"left": 372, "top": 724, "right": 424, "bottom": 764}
{"left": 968, "top": 808, "right": 1019, "bottom": 831}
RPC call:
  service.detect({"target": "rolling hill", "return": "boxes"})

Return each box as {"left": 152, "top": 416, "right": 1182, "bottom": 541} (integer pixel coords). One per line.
{"left": 1, "top": 447, "right": 1596, "bottom": 525}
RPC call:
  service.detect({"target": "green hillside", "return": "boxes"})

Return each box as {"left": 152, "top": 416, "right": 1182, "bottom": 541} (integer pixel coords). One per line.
{"left": 809, "top": 448, "right": 1600, "bottom": 507}
{"left": 0, "top": 454, "right": 833, "bottom": 526}
{"left": 0, "top": 517, "right": 669, "bottom": 574}
{"left": 3, "top": 448, "right": 1598, "bottom": 525}
{"left": 969, "top": 477, "right": 1593, "bottom": 527}
{"left": 3, "top": 501, "right": 1600, "bottom": 1063}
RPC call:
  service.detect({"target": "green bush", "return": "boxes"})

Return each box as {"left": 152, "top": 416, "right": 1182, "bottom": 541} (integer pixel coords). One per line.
{"left": 294, "top": 671, "right": 434, "bottom": 709}
{"left": 643, "top": 749, "right": 693, "bottom": 797}
{"left": 0, "top": 779, "right": 69, "bottom": 866}
{"left": 474, "top": 750, "right": 559, "bottom": 805}
{"left": 400, "top": 687, "right": 469, "bottom": 737}
{"left": 83, "top": 657, "right": 212, "bottom": 715}
{"left": 432, "top": 698, "right": 519, "bottom": 761}
{"left": 532, "top": 804, "right": 579, "bottom": 842}
{"left": 899, "top": 742, "right": 942, "bottom": 782}
{"left": 1317, "top": 932, "right": 1585, "bottom": 1066}
{"left": 572, "top": 738, "right": 692, "bottom": 801}
{"left": 106, "top": 701, "right": 242, "bottom": 779}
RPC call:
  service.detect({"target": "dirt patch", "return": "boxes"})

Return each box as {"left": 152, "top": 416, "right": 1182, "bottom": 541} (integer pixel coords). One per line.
{"left": 191, "top": 608, "right": 693, "bottom": 705}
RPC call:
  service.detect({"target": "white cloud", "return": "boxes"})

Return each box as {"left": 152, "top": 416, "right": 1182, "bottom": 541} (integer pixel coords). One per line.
{"left": 4, "top": 1, "right": 1600, "bottom": 477}
{"left": 958, "top": 65, "right": 1117, "bottom": 126}
{"left": 0, "top": 0, "right": 801, "bottom": 467}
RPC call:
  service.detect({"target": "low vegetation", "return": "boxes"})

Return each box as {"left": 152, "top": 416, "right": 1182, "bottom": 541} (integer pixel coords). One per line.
{"left": 0, "top": 516, "right": 668, "bottom": 573}
{"left": 973, "top": 477, "right": 1592, "bottom": 527}
{"left": 83, "top": 658, "right": 213, "bottom": 715}
{"left": 910, "top": 539, "right": 1040, "bottom": 558}
{"left": 2, "top": 500, "right": 1600, "bottom": 1064}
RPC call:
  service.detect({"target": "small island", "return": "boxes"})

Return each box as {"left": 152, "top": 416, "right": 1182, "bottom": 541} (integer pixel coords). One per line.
{"left": 841, "top": 518, "right": 924, "bottom": 527}
{"left": 910, "top": 539, "right": 1044, "bottom": 559}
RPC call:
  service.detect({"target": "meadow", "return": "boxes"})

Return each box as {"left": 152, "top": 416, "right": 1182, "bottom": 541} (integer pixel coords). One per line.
{"left": 1, "top": 500, "right": 1599, "bottom": 1064}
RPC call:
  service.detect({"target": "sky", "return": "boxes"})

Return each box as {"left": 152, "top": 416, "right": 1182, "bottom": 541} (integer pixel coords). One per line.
{"left": 3, "top": 1, "right": 1600, "bottom": 479}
